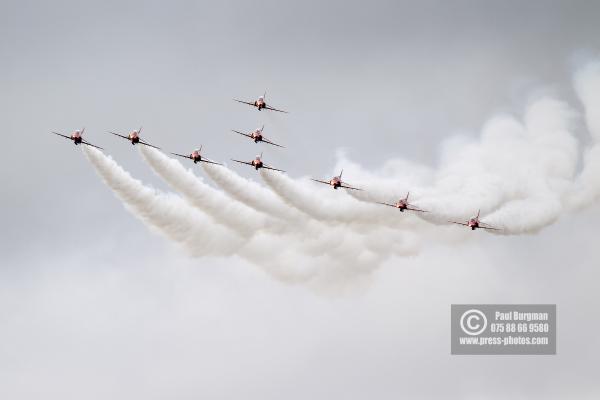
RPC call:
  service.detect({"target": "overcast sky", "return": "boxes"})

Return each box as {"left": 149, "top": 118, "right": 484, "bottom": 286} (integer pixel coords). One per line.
{"left": 2, "top": 1, "right": 600, "bottom": 398}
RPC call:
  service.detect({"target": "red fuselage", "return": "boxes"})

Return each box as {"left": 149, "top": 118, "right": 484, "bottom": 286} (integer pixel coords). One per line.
{"left": 251, "top": 158, "right": 263, "bottom": 170}
{"left": 468, "top": 218, "right": 479, "bottom": 230}
{"left": 254, "top": 98, "right": 266, "bottom": 110}
{"left": 250, "top": 131, "right": 263, "bottom": 142}
{"left": 190, "top": 150, "right": 202, "bottom": 163}
{"left": 128, "top": 131, "right": 140, "bottom": 144}
{"left": 329, "top": 177, "right": 342, "bottom": 189}
{"left": 71, "top": 131, "right": 82, "bottom": 144}
{"left": 395, "top": 199, "right": 409, "bottom": 211}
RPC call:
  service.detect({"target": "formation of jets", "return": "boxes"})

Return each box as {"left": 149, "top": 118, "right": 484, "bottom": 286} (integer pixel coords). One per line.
{"left": 52, "top": 91, "right": 502, "bottom": 232}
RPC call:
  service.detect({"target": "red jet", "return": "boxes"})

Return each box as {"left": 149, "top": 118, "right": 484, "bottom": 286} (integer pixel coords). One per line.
{"left": 52, "top": 128, "right": 103, "bottom": 149}
{"left": 312, "top": 169, "right": 362, "bottom": 190}
{"left": 109, "top": 127, "right": 160, "bottom": 148}
{"left": 234, "top": 92, "right": 288, "bottom": 113}
{"left": 171, "top": 145, "right": 222, "bottom": 165}
{"left": 449, "top": 210, "right": 501, "bottom": 231}
{"left": 232, "top": 152, "right": 285, "bottom": 172}
{"left": 377, "top": 192, "right": 427, "bottom": 213}
{"left": 232, "top": 125, "right": 284, "bottom": 148}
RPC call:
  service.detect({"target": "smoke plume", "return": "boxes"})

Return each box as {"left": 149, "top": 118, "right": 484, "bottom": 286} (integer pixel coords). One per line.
{"left": 83, "top": 60, "right": 600, "bottom": 287}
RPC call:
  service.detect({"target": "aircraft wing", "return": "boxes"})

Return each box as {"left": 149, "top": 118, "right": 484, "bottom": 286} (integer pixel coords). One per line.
{"left": 262, "top": 137, "right": 285, "bottom": 148}
{"left": 108, "top": 131, "right": 130, "bottom": 140}
{"left": 264, "top": 105, "right": 289, "bottom": 113}
{"left": 231, "top": 159, "right": 254, "bottom": 167}
{"left": 449, "top": 221, "right": 469, "bottom": 226}
{"left": 139, "top": 140, "right": 161, "bottom": 149}
{"left": 52, "top": 132, "right": 72, "bottom": 140}
{"left": 171, "top": 152, "right": 191, "bottom": 160}
{"left": 234, "top": 99, "right": 255, "bottom": 107}
{"left": 406, "top": 206, "right": 427, "bottom": 213}
{"left": 262, "top": 165, "right": 285, "bottom": 172}
{"left": 481, "top": 226, "right": 502, "bottom": 231}
{"left": 81, "top": 140, "right": 104, "bottom": 150}
{"left": 376, "top": 201, "right": 398, "bottom": 208}
{"left": 479, "top": 223, "right": 502, "bottom": 231}
{"left": 199, "top": 159, "right": 223, "bottom": 166}
{"left": 311, "top": 178, "right": 331, "bottom": 186}
{"left": 232, "top": 129, "right": 252, "bottom": 138}
{"left": 340, "top": 183, "right": 362, "bottom": 191}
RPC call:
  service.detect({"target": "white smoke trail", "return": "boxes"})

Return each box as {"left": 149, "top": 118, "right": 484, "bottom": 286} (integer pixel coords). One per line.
{"left": 201, "top": 162, "right": 304, "bottom": 222}
{"left": 443, "top": 97, "right": 577, "bottom": 233}
{"left": 84, "top": 146, "right": 401, "bottom": 288}
{"left": 567, "top": 146, "right": 600, "bottom": 210}
{"left": 258, "top": 169, "right": 429, "bottom": 262}
{"left": 335, "top": 97, "right": 581, "bottom": 234}
{"left": 139, "top": 148, "right": 391, "bottom": 279}
{"left": 259, "top": 169, "right": 422, "bottom": 230}
{"left": 139, "top": 146, "right": 271, "bottom": 237}
{"left": 82, "top": 146, "right": 243, "bottom": 256}
{"left": 82, "top": 59, "right": 600, "bottom": 288}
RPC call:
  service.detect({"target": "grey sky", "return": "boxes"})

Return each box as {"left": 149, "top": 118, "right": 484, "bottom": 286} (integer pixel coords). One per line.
{"left": 1, "top": 1, "right": 600, "bottom": 398}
